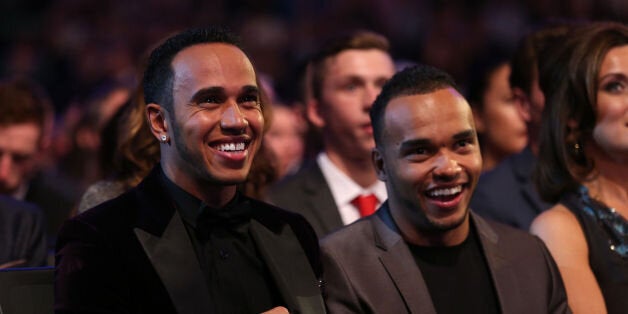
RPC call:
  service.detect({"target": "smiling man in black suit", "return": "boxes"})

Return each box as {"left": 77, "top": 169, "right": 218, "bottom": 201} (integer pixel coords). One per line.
{"left": 55, "top": 27, "right": 325, "bottom": 314}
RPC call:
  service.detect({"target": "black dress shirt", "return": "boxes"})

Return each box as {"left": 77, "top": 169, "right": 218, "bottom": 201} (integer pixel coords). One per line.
{"left": 162, "top": 173, "right": 283, "bottom": 313}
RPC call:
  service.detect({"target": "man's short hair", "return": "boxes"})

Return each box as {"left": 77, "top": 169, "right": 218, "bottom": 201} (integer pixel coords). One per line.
{"left": 0, "top": 79, "right": 52, "bottom": 134}
{"left": 309, "top": 30, "right": 390, "bottom": 101}
{"left": 370, "top": 64, "right": 459, "bottom": 145}
{"left": 142, "top": 27, "right": 243, "bottom": 113}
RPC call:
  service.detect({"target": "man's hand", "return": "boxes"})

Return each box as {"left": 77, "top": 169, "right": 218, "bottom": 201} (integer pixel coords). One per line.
{"left": 0, "top": 259, "right": 26, "bottom": 269}
{"left": 261, "top": 306, "right": 289, "bottom": 314}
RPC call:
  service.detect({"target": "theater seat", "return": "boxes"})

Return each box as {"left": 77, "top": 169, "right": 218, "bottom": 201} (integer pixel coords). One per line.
{"left": 0, "top": 267, "right": 53, "bottom": 314}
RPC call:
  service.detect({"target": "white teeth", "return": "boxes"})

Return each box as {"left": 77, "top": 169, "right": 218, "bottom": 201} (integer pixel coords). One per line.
{"left": 428, "top": 185, "right": 462, "bottom": 197}
{"left": 216, "top": 142, "right": 246, "bottom": 152}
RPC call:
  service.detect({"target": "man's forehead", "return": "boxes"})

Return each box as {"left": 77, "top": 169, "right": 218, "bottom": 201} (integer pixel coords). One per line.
{"left": 384, "top": 90, "right": 473, "bottom": 127}
{"left": 171, "top": 43, "right": 257, "bottom": 91}
{"left": 324, "top": 49, "right": 393, "bottom": 74}
{"left": 172, "top": 43, "right": 253, "bottom": 74}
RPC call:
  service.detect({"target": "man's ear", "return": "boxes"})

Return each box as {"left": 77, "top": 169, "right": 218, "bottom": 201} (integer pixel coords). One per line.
{"left": 372, "top": 147, "right": 387, "bottom": 181}
{"left": 306, "top": 98, "right": 325, "bottom": 128}
{"left": 472, "top": 107, "right": 485, "bottom": 134}
{"left": 512, "top": 87, "right": 531, "bottom": 123}
{"left": 146, "top": 103, "right": 169, "bottom": 140}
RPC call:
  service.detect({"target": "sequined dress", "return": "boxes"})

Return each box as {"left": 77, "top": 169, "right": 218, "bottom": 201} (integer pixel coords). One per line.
{"left": 560, "top": 186, "right": 628, "bottom": 314}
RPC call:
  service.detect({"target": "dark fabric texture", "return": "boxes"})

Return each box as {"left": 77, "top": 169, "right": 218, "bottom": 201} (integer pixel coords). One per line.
{"left": 55, "top": 166, "right": 324, "bottom": 314}
{"left": 0, "top": 196, "right": 47, "bottom": 267}
{"left": 266, "top": 160, "right": 343, "bottom": 238}
{"left": 470, "top": 147, "right": 553, "bottom": 230}
{"left": 320, "top": 203, "right": 571, "bottom": 314}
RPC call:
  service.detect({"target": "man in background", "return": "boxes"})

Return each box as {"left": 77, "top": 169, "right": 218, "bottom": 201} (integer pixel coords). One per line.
{"left": 267, "top": 30, "right": 395, "bottom": 237}
{"left": 0, "top": 79, "right": 77, "bottom": 251}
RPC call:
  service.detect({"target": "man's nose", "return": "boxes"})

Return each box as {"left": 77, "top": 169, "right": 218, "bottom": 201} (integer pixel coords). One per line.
{"left": 220, "top": 102, "right": 248, "bottom": 133}
{"left": 363, "top": 84, "right": 380, "bottom": 110}
{"left": 432, "top": 152, "right": 461, "bottom": 180}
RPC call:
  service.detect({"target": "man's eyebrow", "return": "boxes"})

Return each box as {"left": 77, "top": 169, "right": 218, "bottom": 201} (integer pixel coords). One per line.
{"left": 241, "top": 85, "right": 259, "bottom": 94}
{"left": 452, "top": 129, "right": 476, "bottom": 140}
{"left": 190, "top": 86, "right": 225, "bottom": 101}
{"left": 399, "top": 138, "right": 431, "bottom": 150}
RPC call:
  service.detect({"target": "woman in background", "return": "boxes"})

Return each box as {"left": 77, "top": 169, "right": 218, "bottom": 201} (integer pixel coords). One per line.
{"left": 466, "top": 50, "right": 528, "bottom": 172}
{"left": 531, "top": 22, "right": 628, "bottom": 314}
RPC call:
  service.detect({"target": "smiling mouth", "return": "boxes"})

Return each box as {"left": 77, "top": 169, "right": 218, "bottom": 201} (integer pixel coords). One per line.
{"left": 425, "top": 185, "right": 463, "bottom": 202}
{"left": 214, "top": 142, "right": 247, "bottom": 152}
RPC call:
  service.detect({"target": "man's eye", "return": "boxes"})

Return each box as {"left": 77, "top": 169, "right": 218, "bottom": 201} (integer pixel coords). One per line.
{"left": 344, "top": 83, "right": 357, "bottom": 91}
{"left": 202, "top": 96, "right": 222, "bottom": 104}
{"left": 456, "top": 139, "right": 474, "bottom": 150}
{"left": 413, "top": 148, "right": 427, "bottom": 155}
{"left": 239, "top": 95, "right": 260, "bottom": 108}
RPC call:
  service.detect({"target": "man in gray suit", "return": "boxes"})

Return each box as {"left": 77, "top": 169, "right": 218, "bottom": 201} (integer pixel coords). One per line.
{"left": 320, "top": 64, "right": 570, "bottom": 313}
{"left": 267, "top": 30, "right": 395, "bottom": 237}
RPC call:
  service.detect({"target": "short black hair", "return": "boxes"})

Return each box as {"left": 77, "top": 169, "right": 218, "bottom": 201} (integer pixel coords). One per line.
{"left": 142, "top": 27, "right": 242, "bottom": 112}
{"left": 370, "top": 64, "right": 459, "bottom": 145}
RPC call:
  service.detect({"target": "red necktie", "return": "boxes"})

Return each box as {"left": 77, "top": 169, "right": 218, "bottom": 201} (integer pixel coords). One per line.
{"left": 352, "top": 194, "right": 378, "bottom": 217}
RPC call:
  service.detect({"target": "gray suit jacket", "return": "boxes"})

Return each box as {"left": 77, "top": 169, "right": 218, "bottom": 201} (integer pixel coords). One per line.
{"left": 56, "top": 166, "right": 326, "bottom": 314}
{"left": 267, "top": 161, "right": 343, "bottom": 238}
{"left": 320, "top": 203, "right": 571, "bottom": 314}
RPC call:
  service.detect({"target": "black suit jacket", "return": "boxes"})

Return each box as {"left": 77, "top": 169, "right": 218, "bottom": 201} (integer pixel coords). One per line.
{"left": 320, "top": 203, "right": 571, "bottom": 314}
{"left": 266, "top": 162, "right": 342, "bottom": 238}
{"left": 470, "top": 147, "right": 553, "bottom": 230}
{"left": 0, "top": 196, "right": 47, "bottom": 267}
{"left": 55, "top": 167, "right": 325, "bottom": 314}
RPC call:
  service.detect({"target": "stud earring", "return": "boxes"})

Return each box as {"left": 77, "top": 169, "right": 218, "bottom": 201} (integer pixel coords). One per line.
{"left": 160, "top": 134, "right": 168, "bottom": 142}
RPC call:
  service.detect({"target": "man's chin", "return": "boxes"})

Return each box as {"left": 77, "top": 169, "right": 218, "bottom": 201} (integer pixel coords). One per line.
{"left": 425, "top": 210, "right": 469, "bottom": 232}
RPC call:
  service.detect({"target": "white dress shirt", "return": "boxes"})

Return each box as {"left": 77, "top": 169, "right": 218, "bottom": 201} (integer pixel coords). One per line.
{"left": 317, "top": 153, "right": 387, "bottom": 225}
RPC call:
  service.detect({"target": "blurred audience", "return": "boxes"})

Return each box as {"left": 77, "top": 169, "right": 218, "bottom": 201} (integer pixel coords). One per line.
{"left": 264, "top": 103, "right": 306, "bottom": 179}
{"left": 470, "top": 22, "right": 574, "bottom": 230}
{"left": 466, "top": 49, "right": 528, "bottom": 172}
{"left": 531, "top": 22, "right": 628, "bottom": 314}
{"left": 77, "top": 88, "right": 159, "bottom": 213}
{"left": 266, "top": 30, "right": 395, "bottom": 237}
{"left": 0, "top": 78, "right": 79, "bottom": 249}
{"left": 55, "top": 81, "right": 132, "bottom": 193}
{"left": 0, "top": 195, "right": 47, "bottom": 268}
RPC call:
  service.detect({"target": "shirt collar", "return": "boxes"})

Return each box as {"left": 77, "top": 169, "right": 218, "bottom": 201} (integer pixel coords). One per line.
{"left": 161, "top": 170, "right": 204, "bottom": 228}
{"left": 317, "top": 152, "right": 387, "bottom": 206}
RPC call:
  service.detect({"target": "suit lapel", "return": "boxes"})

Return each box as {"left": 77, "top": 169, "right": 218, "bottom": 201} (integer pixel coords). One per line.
{"left": 303, "top": 164, "right": 343, "bottom": 233}
{"left": 249, "top": 219, "right": 325, "bottom": 314}
{"left": 472, "top": 213, "right": 522, "bottom": 313}
{"left": 373, "top": 205, "right": 437, "bottom": 314}
{"left": 134, "top": 210, "right": 210, "bottom": 314}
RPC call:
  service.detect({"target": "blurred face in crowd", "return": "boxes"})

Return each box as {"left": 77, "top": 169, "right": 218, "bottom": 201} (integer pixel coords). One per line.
{"left": 374, "top": 88, "right": 482, "bottom": 244}
{"left": 0, "top": 123, "right": 41, "bottom": 195}
{"left": 592, "top": 45, "right": 628, "bottom": 162}
{"left": 149, "top": 43, "right": 263, "bottom": 193}
{"left": 264, "top": 105, "right": 305, "bottom": 178}
{"left": 473, "top": 63, "right": 528, "bottom": 168}
{"left": 309, "top": 49, "right": 395, "bottom": 160}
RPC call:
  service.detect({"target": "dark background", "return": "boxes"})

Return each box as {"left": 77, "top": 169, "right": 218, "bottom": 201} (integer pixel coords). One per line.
{"left": 1, "top": 0, "right": 626, "bottom": 115}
